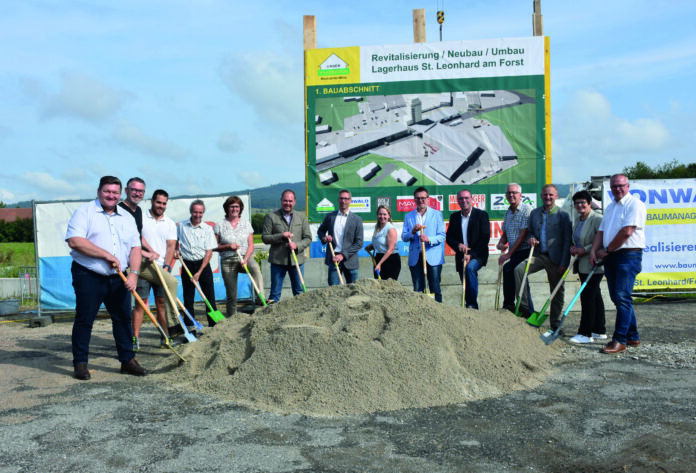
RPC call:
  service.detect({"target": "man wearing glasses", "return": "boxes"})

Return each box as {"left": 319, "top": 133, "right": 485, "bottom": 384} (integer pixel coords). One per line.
{"left": 317, "top": 189, "right": 364, "bottom": 285}
{"left": 496, "top": 182, "right": 534, "bottom": 314}
{"left": 591, "top": 174, "right": 647, "bottom": 354}
{"left": 402, "top": 187, "right": 446, "bottom": 302}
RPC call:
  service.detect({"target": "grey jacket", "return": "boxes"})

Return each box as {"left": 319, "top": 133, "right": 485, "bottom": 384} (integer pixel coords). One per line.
{"left": 317, "top": 212, "right": 364, "bottom": 270}
{"left": 527, "top": 205, "right": 572, "bottom": 268}
{"left": 572, "top": 210, "right": 604, "bottom": 274}
{"left": 261, "top": 209, "right": 312, "bottom": 266}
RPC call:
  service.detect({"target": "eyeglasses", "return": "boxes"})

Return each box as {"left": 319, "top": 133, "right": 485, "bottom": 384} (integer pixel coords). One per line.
{"left": 574, "top": 201, "right": 588, "bottom": 206}
{"left": 610, "top": 184, "right": 628, "bottom": 189}
{"left": 127, "top": 188, "right": 145, "bottom": 194}
{"left": 505, "top": 191, "right": 520, "bottom": 195}
{"left": 414, "top": 196, "right": 429, "bottom": 201}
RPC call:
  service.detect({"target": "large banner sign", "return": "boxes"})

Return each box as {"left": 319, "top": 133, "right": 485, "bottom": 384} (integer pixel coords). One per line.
{"left": 35, "top": 195, "right": 252, "bottom": 310}
{"left": 603, "top": 178, "right": 696, "bottom": 291}
{"left": 304, "top": 36, "right": 550, "bottom": 226}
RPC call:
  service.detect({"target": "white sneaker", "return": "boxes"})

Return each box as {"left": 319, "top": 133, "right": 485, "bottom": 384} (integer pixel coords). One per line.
{"left": 569, "top": 334, "right": 593, "bottom": 344}
{"left": 592, "top": 333, "right": 608, "bottom": 340}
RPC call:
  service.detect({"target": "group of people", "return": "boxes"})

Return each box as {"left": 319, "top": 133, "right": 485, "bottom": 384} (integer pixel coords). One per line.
{"left": 68, "top": 173, "right": 646, "bottom": 380}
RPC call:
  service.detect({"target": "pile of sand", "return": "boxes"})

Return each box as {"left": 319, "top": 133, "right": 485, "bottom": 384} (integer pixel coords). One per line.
{"left": 163, "top": 279, "right": 561, "bottom": 416}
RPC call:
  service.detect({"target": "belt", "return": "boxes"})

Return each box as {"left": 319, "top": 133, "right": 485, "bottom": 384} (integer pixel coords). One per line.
{"left": 613, "top": 248, "right": 642, "bottom": 254}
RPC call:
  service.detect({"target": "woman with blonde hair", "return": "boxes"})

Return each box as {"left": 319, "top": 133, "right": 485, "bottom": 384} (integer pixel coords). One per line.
{"left": 365, "top": 205, "right": 401, "bottom": 280}
{"left": 213, "top": 196, "right": 263, "bottom": 315}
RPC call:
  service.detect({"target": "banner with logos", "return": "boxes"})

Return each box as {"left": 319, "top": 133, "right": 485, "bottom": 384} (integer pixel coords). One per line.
{"left": 602, "top": 178, "right": 696, "bottom": 291}
{"left": 304, "top": 36, "right": 550, "bottom": 230}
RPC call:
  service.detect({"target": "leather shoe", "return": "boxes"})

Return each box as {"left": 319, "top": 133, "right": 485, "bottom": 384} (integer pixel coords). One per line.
{"left": 120, "top": 358, "right": 148, "bottom": 376}
{"left": 74, "top": 363, "right": 91, "bottom": 380}
{"left": 627, "top": 340, "right": 641, "bottom": 347}
{"left": 600, "top": 341, "right": 626, "bottom": 354}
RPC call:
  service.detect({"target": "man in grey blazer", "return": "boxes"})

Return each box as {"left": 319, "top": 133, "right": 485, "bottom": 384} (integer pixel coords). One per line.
{"left": 262, "top": 189, "right": 312, "bottom": 302}
{"left": 514, "top": 184, "right": 572, "bottom": 330}
{"left": 317, "top": 189, "right": 364, "bottom": 285}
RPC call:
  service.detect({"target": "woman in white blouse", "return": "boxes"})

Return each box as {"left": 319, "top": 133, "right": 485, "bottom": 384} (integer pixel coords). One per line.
{"left": 365, "top": 205, "right": 401, "bottom": 280}
{"left": 213, "top": 196, "right": 263, "bottom": 315}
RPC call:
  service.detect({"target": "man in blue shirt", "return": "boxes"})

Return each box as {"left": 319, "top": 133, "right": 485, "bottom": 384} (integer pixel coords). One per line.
{"left": 401, "top": 187, "right": 446, "bottom": 302}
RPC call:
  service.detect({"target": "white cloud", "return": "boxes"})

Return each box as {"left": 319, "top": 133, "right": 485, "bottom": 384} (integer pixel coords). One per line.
{"left": 41, "top": 71, "right": 131, "bottom": 122}
{"left": 238, "top": 171, "right": 266, "bottom": 188}
{"left": 19, "top": 172, "right": 85, "bottom": 199}
{"left": 113, "top": 121, "right": 190, "bottom": 161}
{"left": 219, "top": 51, "right": 303, "bottom": 126}
{"left": 553, "top": 89, "right": 671, "bottom": 182}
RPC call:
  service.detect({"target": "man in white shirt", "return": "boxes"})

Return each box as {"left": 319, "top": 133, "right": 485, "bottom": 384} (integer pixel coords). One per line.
{"left": 133, "top": 189, "right": 180, "bottom": 348}
{"left": 591, "top": 174, "right": 647, "bottom": 354}
{"left": 178, "top": 199, "right": 219, "bottom": 326}
{"left": 65, "top": 175, "right": 147, "bottom": 380}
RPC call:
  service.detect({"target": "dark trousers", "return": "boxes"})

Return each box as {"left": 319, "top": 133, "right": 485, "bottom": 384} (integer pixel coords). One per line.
{"left": 374, "top": 253, "right": 401, "bottom": 281}
{"left": 181, "top": 259, "right": 218, "bottom": 327}
{"left": 502, "top": 249, "right": 532, "bottom": 310}
{"left": 577, "top": 271, "right": 606, "bottom": 336}
{"left": 71, "top": 262, "right": 134, "bottom": 365}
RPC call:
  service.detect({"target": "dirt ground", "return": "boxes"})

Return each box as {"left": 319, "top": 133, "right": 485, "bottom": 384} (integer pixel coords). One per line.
{"left": 1, "top": 298, "right": 694, "bottom": 473}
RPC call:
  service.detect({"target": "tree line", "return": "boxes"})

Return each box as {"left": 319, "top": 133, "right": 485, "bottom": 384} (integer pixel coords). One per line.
{"left": 0, "top": 218, "right": 34, "bottom": 243}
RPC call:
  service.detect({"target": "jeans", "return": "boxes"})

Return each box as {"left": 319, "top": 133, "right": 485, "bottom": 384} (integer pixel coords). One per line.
{"left": 328, "top": 262, "right": 359, "bottom": 286}
{"left": 502, "top": 249, "right": 533, "bottom": 311}
{"left": 604, "top": 251, "right": 642, "bottom": 344}
{"left": 409, "top": 254, "right": 443, "bottom": 302}
{"left": 181, "top": 259, "right": 217, "bottom": 327}
{"left": 458, "top": 258, "right": 482, "bottom": 309}
{"left": 269, "top": 263, "right": 305, "bottom": 302}
{"left": 71, "top": 262, "right": 134, "bottom": 365}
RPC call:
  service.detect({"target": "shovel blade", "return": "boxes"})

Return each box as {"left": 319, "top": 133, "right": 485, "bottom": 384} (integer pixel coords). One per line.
{"left": 526, "top": 312, "right": 548, "bottom": 327}
{"left": 184, "top": 332, "right": 197, "bottom": 343}
{"left": 208, "top": 310, "right": 225, "bottom": 323}
{"left": 540, "top": 329, "right": 561, "bottom": 346}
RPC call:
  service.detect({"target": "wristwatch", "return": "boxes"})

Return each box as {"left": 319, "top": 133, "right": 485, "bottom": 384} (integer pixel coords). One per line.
{"left": 604, "top": 246, "right": 610, "bottom": 253}
{"left": 163, "top": 264, "right": 171, "bottom": 271}
{"left": 131, "top": 270, "right": 140, "bottom": 276}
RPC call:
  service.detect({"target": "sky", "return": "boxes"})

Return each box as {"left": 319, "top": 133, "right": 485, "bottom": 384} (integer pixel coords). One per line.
{"left": 1, "top": 0, "right": 695, "bottom": 203}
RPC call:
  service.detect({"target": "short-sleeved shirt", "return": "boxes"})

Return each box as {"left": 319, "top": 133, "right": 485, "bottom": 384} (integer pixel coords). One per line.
{"left": 214, "top": 218, "right": 253, "bottom": 259}
{"left": 65, "top": 199, "right": 140, "bottom": 275}
{"left": 177, "top": 219, "right": 217, "bottom": 261}
{"left": 141, "top": 210, "right": 177, "bottom": 266}
{"left": 599, "top": 192, "right": 647, "bottom": 249}
{"left": 502, "top": 203, "right": 532, "bottom": 253}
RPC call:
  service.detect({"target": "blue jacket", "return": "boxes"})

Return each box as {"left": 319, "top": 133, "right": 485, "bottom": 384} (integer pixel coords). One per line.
{"left": 401, "top": 207, "right": 446, "bottom": 267}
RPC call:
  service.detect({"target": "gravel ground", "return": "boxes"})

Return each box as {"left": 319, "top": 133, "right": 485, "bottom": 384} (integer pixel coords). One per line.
{"left": 0, "top": 298, "right": 694, "bottom": 472}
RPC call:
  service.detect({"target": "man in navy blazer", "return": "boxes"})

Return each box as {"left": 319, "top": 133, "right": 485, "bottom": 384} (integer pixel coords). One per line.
{"left": 446, "top": 190, "right": 491, "bottom": 309}
{"left": 317, "top": 189, "right": 364, "bottom": 285}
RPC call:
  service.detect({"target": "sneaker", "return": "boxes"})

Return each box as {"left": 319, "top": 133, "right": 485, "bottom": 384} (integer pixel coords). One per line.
{"left": 592, "top": 333, "right": 608, "bottom": 340}
{"left": 569, "top": 334, "right": 593, "bottom": 344}
{"left": 132, "top": 336, "right": 140, "bottom": 352}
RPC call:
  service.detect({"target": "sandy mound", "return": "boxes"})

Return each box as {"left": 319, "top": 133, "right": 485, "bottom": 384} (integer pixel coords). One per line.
{"left": 163, "top": 279, "right": 561, "bottom": 416}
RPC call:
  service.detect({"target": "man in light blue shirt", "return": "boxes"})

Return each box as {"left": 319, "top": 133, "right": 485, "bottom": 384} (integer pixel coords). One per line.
{"left": 65, "top": 175, "right": 147, "bottom": 380}
{"left": 401, "top": 187, "right": 446, "bottom": 302}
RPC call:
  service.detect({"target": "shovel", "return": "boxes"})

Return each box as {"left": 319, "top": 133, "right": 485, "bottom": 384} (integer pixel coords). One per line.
{"left": 290, "top": 249, "right": 308, "bottom": 293}
{"left": 327, "top": 241, "right": 345, "bottom": 285}
{"left": 237, "top": 249, "right": 268, "bottom": 306}
{"left": 494, "top": 247, "right": 507, "bottom": 310}
{"left": 526, "top": 255, "right": 578, "bottom": 327}
{"left": 461, "top": 248, "right": 468, "bottom": 307}
{"left": 152, "top": 263, "right": 197, "bottom": 343}
{"left": 421, "top": 239, "right": 435, "bottom": 299}
{"left": 116, "top": 268, "right": 186, "bottom": 362}
{"left": 368, "top": 249, "right": 381, "bottom": 280}
{"left": 175, "top": 297, "right": 204, "bottom": 332}
{"left": 178, "top": 257, "right": 225, "bottom": 323}
{"left": 514, "top": 244, "right": 535, "bottom": 317}
{"left": 541, "top": 262, "right": 602, "bottom": 345}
